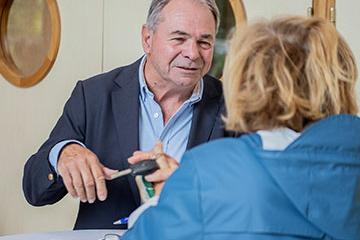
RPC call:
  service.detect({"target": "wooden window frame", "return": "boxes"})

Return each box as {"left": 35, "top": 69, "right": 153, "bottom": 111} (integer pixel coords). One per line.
{"left": 311, "top": 0, "right": 336, "bottom": 25}
{"left": 229, "top": 0, "right": 247, "bottom": 26}
{"left": 0, "top": 0, "right": 61, "bottom": 87}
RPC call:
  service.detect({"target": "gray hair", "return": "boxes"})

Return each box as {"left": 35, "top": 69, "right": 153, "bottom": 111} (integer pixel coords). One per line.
{"left": 146, "top": 0, "right": 220, "bottom": 32}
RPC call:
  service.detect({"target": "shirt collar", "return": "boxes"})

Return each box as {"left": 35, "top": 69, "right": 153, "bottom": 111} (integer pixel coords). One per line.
{"left": 138, "top": 56, "right": 153, "bottom": 101}
{"left": 138, "top": 55, "right": 203, "bottom": 105}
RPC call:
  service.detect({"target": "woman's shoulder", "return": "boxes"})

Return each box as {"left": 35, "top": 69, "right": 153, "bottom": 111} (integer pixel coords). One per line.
{"left": 183, "top": 134, "right": 262, "bottom": 166}
{"left": 191, "top": 134, "right": 260, "bottom": 153}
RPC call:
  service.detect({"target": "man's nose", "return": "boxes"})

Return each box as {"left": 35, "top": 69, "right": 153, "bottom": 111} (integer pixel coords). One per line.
{"left": 182, "top": 41, "right": 200, "bottom": 60}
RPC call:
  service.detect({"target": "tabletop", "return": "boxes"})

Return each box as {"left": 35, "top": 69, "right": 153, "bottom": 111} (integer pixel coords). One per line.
{"left": 0, "top": 229, "right": 125, "bottom": 240}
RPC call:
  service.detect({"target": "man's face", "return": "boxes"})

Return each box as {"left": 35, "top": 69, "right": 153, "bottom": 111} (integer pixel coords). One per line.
{"left": 142, "top": 0, "right": 216, "bottom": 90}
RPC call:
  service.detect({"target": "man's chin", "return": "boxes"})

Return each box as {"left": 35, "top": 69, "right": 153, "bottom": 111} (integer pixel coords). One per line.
{"left": 174, "top": 76, "right": 202, "bottom": 87}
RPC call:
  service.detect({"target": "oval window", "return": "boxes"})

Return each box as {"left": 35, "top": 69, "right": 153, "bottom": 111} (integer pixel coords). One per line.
{"left": 0, "top": 0, "right": 61, "bottom": 87}
{"left": 209, "top": 0, "right": 246, "bottom": 78}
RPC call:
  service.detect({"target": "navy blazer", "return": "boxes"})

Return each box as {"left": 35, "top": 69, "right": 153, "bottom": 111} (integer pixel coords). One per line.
{"left": 23, "top": 58, "right": 230, "bottom": 229}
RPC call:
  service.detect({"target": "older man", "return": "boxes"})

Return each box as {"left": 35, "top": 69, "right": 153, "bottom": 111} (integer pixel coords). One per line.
{"left": 23, "top": 0, "right": 228, "bottom": 230}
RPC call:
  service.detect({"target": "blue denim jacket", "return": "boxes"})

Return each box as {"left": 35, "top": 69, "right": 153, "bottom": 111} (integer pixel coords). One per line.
{"left": 123, "top": 114, "right": 360, "bottom": 240}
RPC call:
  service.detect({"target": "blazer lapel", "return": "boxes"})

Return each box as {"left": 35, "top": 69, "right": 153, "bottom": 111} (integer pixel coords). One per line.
{"left": 111, "top": 60, "right": 142, "bottom": 205}
{"left": 187, "top": 76, "right": 223, "bottom": 149}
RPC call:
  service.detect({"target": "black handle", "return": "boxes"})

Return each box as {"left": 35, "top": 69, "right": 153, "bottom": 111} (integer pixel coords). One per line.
{"left": 129, "top": 159, "right": 159, "bottom": 176}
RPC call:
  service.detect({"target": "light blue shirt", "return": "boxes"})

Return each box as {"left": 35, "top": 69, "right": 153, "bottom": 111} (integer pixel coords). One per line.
{"left": 138, "top": 56, "right": 203, "bottom": 161}
{"left": 49, "top": 56, "right": 203, "bottom": 172}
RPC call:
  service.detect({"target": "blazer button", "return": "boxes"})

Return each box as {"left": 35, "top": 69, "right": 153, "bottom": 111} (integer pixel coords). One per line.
{"left": 48, "top": 173, "right": 54, "bottom": 181}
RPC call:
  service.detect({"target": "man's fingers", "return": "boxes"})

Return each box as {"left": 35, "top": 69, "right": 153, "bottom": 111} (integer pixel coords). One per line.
{"left": 128, "top": 151, "right": 154, "bottom": 164}
{"left": 103, "top": 167, "right": 118, "bottom": 180}
{"left": 57, "top": 144, "right": 111, "bottom": 203}
{"left": 144, "top": 170, "right": 169, "bottom": 182}
{"left": 128, "top": 142, "right": 163, "bottom": 164}
{"left": 153, "top": 142, "right": 164, "bottom": 155}
{"left": 156, "top": 154, "right": 179, "bottom": 170}
{"left": 91, "top": 165, "right": 107, "bottom": 201}
{"left": 81, "top": 165, "right": 96, "bottom": 203}
{"left": 145, "top": 155, "right": 179, "bottom": 182}
{"left": 132, "top": 151, "right": 142, "bottom": 156}
{"left": 69, "top": 164, "right": 87, "bottom": 202}
{"left": 155, "top": 154, "right": 169, "bottom": 169}
{"left": 167, "top": 158, "right": 179, "bottom": 171}
{"left": 59, "top": 168, "right": 77, "bottom": 198}
{"left": 145, "top": 153, "right": 179, "bottom": 187}
{"left": 130, "top": 143, "right": 179, "bottom": 196}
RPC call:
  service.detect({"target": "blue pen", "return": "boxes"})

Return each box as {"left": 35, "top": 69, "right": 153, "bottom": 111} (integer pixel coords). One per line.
{"left": 113, "top": 217, "right": 129, "bottom": 225}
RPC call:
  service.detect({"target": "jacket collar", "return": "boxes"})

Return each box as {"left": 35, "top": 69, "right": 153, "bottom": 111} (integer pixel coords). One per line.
{"left": 111, "top": 58, "right": 142, "bottom": 205}
{"left": 187, "top": 74, "right": 223, "bottom": 149}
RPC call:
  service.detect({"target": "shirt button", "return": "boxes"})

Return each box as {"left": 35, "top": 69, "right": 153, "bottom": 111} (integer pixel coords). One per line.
{"left": 153, "top": 112, "right": 159, "bottom": 118}
{"left": 48, "top": 173, "right": 54, "bottom": 181}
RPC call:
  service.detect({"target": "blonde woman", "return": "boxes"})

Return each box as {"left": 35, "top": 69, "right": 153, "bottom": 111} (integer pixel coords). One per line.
{"left": 123, "top": 16, "right": 360, "bottom": 239}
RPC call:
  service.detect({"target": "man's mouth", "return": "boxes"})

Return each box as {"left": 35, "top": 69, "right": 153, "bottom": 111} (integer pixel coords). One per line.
{"left": 176, "top": 66, "right": 199, "bottom": 71}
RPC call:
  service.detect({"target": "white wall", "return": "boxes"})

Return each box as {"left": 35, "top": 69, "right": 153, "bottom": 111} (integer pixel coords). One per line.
{"left": 103, "top": 0, "right": 149, "bottom": 71}
{"left": 0, "top": 0, "right": 150, "bottom": 235}
{"left": 243, "top": 0, "right": 360, "bottom": 104}
{"left": 0, "top": 0, "right": 105, "bottom": 235}
{"left": 0, "top": 0, "right": 359, "bottom": 235}
{"left": 244, "top": 0, "right": 312, "bottom": 17}
{"left": 336, "top": 0, "right": 360, "bottom": 101}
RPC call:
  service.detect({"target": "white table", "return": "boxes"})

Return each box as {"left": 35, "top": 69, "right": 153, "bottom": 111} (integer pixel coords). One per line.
{"left": 0, "top": 230, "right": 125, "bottom": 240}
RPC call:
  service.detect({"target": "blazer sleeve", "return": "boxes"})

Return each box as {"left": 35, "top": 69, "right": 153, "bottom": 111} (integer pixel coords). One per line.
{"left": 122, "top": 152, "right": 203, "bottom": 240}
{"left": 22, "top": 81, "right": 87, "bottom": 206}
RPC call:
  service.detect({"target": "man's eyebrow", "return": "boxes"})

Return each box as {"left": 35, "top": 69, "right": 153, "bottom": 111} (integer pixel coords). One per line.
{"left": 169, "top": 31, "right": 214, "bottom": 41}
{"left": 170, "top": 30, "right": 191, "bottom": 37}
{"left": 200, "top": 34, "right": 214, "bottom": 41}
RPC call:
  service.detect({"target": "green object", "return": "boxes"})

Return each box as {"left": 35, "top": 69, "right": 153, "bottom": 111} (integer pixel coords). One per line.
{"left": 142, "top": 176, "right": 155, "bottom": 198}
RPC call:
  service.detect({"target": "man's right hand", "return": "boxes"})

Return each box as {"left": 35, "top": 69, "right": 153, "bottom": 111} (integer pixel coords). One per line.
{"left": 57, "top": 143, "right": 117, "bottom": 203}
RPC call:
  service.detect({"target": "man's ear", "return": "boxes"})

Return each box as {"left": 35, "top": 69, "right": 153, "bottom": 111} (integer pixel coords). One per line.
{"left": 141, "top": 25, "right": 152, "bottom": 54}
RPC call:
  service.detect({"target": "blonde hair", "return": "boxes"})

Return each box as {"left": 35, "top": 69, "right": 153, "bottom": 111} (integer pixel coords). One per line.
{"left": 223, "top": 16, "right": 358, "bottom": 133}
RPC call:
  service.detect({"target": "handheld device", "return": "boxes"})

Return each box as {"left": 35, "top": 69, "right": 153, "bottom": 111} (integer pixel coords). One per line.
{"left": 110, "top": 159, "right": 159, "bottom": 180}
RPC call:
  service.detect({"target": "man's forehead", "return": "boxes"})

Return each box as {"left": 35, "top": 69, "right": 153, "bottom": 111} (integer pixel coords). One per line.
{"left": 159, "top": 0, "right": 216, "bottom": 30}
{"left": 157, "top": 12, "right": 216, "bottom": 37}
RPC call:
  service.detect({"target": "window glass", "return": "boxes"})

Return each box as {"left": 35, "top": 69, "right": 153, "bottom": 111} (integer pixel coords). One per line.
{"left": 3, "top": 0, "right": 51, "bottom": 76}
